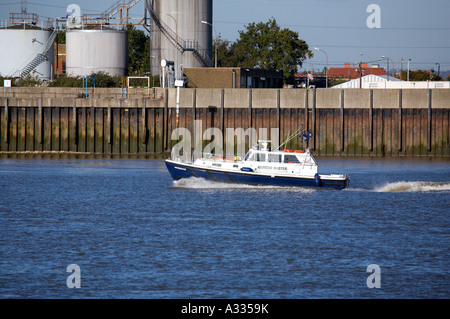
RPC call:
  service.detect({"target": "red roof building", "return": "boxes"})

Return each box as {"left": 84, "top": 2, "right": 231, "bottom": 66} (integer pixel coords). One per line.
{"left": 328, "top": 63, "right": 387, "bottom": 80}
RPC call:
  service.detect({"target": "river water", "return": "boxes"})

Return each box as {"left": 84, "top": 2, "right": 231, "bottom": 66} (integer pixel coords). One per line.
{"left": 0, "top": 157, "right": 448, "bottom": 299}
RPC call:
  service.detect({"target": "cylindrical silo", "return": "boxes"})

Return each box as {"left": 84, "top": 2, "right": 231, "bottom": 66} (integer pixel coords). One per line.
{"left": 0, "top": 27, "right": 54, "bottom": 80}
{"left": 150, "top": 0, "right": 213, "bottom": 77}
{"left": 66, "top": 29, "right": 128, "bottom": 77}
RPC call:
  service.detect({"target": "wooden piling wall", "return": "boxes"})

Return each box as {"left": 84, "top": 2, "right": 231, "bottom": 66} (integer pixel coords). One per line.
{"left": 0, "top": 88, "right": 449, "bottom": 157}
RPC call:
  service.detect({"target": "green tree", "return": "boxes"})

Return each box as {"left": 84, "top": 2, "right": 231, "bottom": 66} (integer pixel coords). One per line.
{"left": 214, "top": 35, "right": 236, "bottom": 68}
{"left": 229, "top": 18, "right": 312, "bottom": 82}
{"left": 16, "top": 75, "right": 42, "bottom": 87}
{"left": 55, "top": 30, "right": 66, "bottom": 44}
{"left": 49, "top": 72, "right": 121, "bottom": 88}
{"left": 127, "top": 25, "right": 150, "bottom": 75}
{"left": 0, "top": 75, "right": 41, "bottom": 87}
{"left": 399, "top": 69, "right": 442, "bottom": 81}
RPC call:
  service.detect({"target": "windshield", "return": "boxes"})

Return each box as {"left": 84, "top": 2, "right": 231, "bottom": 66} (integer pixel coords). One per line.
{"left": 284, "top": 154, "right": 300, "bottom": 163}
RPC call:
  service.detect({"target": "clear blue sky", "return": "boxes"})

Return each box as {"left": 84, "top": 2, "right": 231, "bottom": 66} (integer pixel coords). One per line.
{"left": 1, "top": 0, "right": 449, "bottom": 74}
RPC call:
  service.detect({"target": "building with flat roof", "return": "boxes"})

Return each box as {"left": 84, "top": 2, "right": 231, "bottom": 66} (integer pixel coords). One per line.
{"left": 183, "top": 68, "right": 283, "bottom": 88}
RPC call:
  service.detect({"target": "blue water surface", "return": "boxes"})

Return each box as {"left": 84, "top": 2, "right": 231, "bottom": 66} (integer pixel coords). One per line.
{"left": 0, "top": 157, "right": 449, "bottom": 298}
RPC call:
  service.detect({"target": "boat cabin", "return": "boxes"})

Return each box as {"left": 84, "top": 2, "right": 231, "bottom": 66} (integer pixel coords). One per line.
{"left": 243, "top": 140, "right": 316, "bottom": 165}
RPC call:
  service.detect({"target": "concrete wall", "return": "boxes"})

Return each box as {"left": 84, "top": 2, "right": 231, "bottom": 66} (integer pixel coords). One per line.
{"left": 1, "top": 88, "right": 449, "bottom": 157}
{"left": 163, "top": 88, "right": 450, "bottom": 109}
{"left": 0, "top": 87, "right": 165, "bottom": 100}
{"left": 4, "top": 87, "right": 448, "bottom": 109}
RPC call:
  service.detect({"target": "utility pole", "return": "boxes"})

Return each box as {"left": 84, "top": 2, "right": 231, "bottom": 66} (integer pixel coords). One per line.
{"left": 382, "top": 56, "right": 390, "bottom": 81}
{"left": 407, "top": 58, "right": 411, "bottom": 81}
{"left": 359, "top": 62, "right": 363, "bottom": 89}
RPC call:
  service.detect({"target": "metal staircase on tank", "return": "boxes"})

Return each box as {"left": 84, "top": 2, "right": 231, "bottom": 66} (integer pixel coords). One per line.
{"left": 18, "top": 28, "right": 58, "bottom": 78}
{"left": 147, "top": 0, "right": 213, "bottom": 68}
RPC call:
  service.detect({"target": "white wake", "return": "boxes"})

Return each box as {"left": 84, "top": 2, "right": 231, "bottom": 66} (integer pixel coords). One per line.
{"left": 172, "top": 177, "right": 315, "bottom": 193}
{"left": 375, "top": 181, "right": 450, "bottom": 193}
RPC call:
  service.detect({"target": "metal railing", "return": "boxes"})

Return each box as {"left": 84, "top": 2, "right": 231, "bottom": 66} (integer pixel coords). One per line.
{"left": 102, "top": 0, "right": 141, "bottom": 22}
{"left": 147, "top": 0, "right": 213, "bottom": 67}
{"left": 81, "top": 0, "right": 142, "bottom": 26}
{"left": 9, "top": 13, "right": 54, "bottom": 29}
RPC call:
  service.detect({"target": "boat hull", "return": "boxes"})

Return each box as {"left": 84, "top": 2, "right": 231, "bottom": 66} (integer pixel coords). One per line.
{"left": 165, "top": 160, "right": 349, "bottom": 190}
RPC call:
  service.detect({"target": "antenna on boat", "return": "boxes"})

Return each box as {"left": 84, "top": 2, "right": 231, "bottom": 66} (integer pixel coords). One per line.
{"left": 275, "top": 125, "right": 306, "bottom": 150}
{"left": 275, "top": 125, "right": 303, "bottom": 150}
{"left": 275, "top": 124, "right": 313, "bottom": 151}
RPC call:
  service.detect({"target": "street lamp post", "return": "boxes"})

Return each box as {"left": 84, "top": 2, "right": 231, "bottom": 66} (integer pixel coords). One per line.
{"left": 435, "top": 62, "right": 440, "bottom": 78}
{"left": 167, "top": 13, "right": 178, "bottom": 82}
{"left": 360, "top": 52, "right": 373, "bottom": 66}
{"left": 201, "top": 20, "right": 217, "bottom": 68}
{"left": 314, "top": 47, "right": 328, "bottom": 88}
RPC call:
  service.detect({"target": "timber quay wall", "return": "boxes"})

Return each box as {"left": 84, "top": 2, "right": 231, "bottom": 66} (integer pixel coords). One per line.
{"left": 0, "top": 87, "right": 449, "bottom": 157}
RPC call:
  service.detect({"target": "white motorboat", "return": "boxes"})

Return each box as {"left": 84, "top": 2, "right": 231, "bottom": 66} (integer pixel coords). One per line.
{"left": 165, "top": 128, "right": 349, "bottom": 190}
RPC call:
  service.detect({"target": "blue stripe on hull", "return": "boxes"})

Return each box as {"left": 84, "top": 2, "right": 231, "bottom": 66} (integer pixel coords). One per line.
{"left": 165, "top": 161, "right": 348, "bottom": 190}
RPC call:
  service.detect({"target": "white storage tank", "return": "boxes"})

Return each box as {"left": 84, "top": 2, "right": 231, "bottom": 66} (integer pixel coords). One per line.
{"left": 0, "top": 27, "right": 54, "bottom": 80}
{"left": 66, "top": 29, "right": 128, "bottom": 77}
{"left": 150, "top": 0, "right": 213, "bottom": 75}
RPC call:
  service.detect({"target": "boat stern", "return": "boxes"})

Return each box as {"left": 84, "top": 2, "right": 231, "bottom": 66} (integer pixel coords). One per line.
{"left": 318, "top": 174, "right": 350, "bottom": 190}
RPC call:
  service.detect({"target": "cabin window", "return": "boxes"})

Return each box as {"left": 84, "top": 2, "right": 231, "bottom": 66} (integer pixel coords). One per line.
{"left": 284, "top": 154, "right": 299, "bottom": 163}
{"left": 256, "top": 153, "right": 266, "bottom": 162}
{"left": 268, "top": 154, "right": 282, "bottom": 163}
{"left": 244, "top": 152, "right": 252, "bottom": 161}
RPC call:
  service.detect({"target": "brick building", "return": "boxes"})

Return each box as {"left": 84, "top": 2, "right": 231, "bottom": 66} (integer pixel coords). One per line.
{"left": 328, "top": 63, "right": 386, "bottom": 80}
{"left": 54, "top": 43, "right": 66, "bottom": 76}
